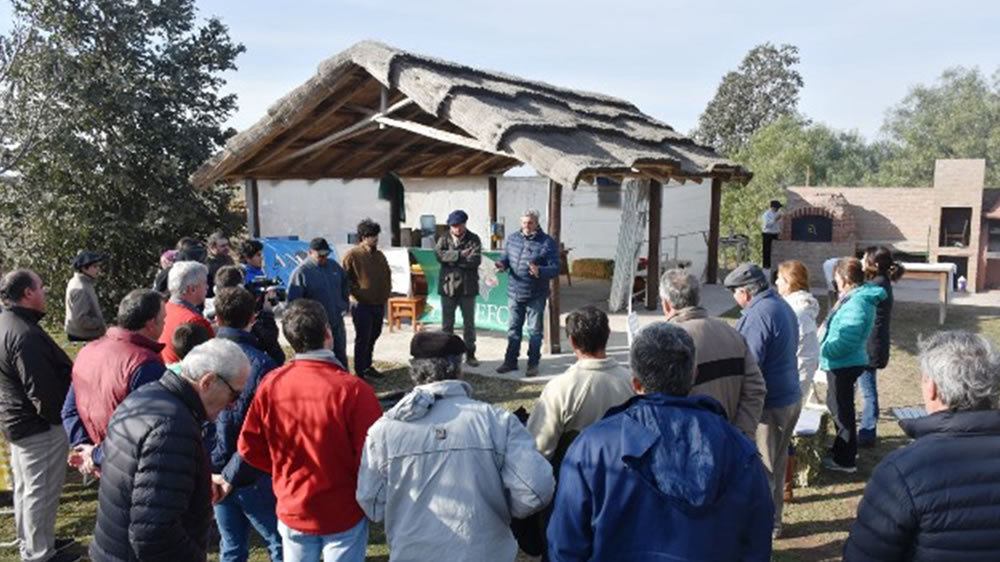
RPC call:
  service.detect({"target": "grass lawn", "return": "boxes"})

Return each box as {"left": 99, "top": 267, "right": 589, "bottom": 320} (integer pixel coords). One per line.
{"left": 2, "top": 299, "right": 998, "bottom": 561}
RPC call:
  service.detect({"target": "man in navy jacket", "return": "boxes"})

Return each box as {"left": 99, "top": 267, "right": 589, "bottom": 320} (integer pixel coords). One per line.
{"left": 546, "top": 322, "right": 772, "bottom": 561}
{"left": 494, "top": 209, "right": 559, "bottom": 377}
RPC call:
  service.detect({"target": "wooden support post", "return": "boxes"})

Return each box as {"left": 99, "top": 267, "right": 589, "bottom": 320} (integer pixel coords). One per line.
{"left": 707, "top": 177, "right": 723, "bottom": 284}
{"left": 245, "top": 177, "right": 260, "bottom": 238}
{"left": 488, "top": 176, "right": 498, "bottom": 250}
{"left": 547, "top": 180, "right": 562, "bottom": 354}
{"left": 645, "top": 180, "right": 662, "bottom": 310}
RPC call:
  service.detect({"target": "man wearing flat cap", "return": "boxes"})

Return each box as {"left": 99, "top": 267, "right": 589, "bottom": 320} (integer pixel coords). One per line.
{"left": 724, "top": 262, "right": 801, "bottom": 538}
{"left": 65, "top": 250, "right": 107, "bottom": 342}
{"left": 761, "top": 200, "right": 783, "bottom": 270}
{"left": 287, "top": 237, "right": 351, "bottom": 369}
{"left": 434, "top": 209, "right": 483, "bottom": 367}
{"left": 357, "top": 330, "right": 554, "bottom": 561}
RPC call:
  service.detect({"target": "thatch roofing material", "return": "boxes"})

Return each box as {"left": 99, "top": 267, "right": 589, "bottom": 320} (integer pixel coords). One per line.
{"left": 191, "top": 40, "right": 749, "bottom": 189}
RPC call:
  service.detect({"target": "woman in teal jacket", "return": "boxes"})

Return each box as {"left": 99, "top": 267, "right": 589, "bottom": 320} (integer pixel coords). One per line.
{"left": 820, "top": 257, "right": 886, "bottom": 473}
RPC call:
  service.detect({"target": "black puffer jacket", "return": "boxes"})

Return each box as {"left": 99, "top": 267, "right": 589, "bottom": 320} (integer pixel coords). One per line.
{"left": 90, "top": 373, "right": 212, "bottom": 562}
{"left": 0, "top": 306, "right": 72, "bottom": 441}
{"left": 844, "top": 409, "right": 1000, "bottom": 561}
{"left": 865, "top": 275, "right": 893, "bottom": 370}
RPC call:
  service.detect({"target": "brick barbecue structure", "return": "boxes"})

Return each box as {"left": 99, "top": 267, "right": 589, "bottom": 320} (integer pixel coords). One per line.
{"left": 773, "top": 159, "right": 1000, "bottom": 292}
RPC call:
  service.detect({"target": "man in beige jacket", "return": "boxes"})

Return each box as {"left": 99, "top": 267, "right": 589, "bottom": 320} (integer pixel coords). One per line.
{"left": 660, "top": 269, "right": 765, "bottom": 438}
{"left": 526, "top": 306, "right": 634, "bottom": 460}
{"left": 65, "top": 251, "right": 107, "bottom": 342}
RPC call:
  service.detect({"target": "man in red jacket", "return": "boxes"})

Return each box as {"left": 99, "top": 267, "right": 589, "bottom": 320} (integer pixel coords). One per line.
{"left": 230, "top": 299, "right": 382, "bottom": 562}
{"left": 159, "top": 261, "right": 213, "bottom": 363}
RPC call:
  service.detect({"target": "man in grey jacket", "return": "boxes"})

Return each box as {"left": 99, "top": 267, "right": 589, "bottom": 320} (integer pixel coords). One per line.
{"left": 287, "top": 237, "right": 350, "bottom": 369}
{"left": 64, "top": 250, "right": 107, "bottom": 342}
{"left": 434, "top": 210, "right": 482, "bottom": 367}
{"left": 357, "top": 331, "right": 555, "bottom": 562}
{"left": 660, "top": 269, "right": 765, "bottom": 438}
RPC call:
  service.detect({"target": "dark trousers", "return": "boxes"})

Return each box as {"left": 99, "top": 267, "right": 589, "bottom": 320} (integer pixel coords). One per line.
{"left": 762, "top": 232, "right": 779, "bottom": 269}
{"left": 826, "top": 366, "right": 866, "bottom": 466}
{"left": 352, "top": 304, "right": 385, "bottom": 375}
{"left": 441, "top": 294, "right": 477, "bottom": 355}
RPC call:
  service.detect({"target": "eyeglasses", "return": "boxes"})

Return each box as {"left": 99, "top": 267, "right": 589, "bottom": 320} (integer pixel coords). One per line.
{"left": 216, "top": 375, "right": 241, "bottom": 404}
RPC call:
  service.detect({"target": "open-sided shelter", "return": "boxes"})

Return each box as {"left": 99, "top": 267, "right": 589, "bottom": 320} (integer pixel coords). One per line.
{"left": 191, "top": 40, "right": 750, "bottom": 351}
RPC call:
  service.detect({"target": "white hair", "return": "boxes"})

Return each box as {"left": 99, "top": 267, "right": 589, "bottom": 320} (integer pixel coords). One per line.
{"left": 920, "top": 331, "right": 999, "bottom": 411}
{"left": 180, "top": 338, "right": 250, "bottom": 384}
{"left": 521, "top": 209, "right": 541, "bottom": 221}
{"left": 168, "top": 261, "right": 208, "bottom": 297}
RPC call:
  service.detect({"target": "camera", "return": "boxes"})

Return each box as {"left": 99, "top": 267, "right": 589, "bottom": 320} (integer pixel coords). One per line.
{"left": 246, "top": 277, "right": 287, "bottom": 309}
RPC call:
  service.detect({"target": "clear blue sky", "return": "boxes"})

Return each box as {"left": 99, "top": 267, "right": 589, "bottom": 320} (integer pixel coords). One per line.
{"left": 4, "top": 0, "right": 999, "bottom": 139}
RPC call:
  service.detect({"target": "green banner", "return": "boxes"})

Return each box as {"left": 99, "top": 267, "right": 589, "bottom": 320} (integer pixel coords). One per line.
{"left": 410, "top": 248, "right": 514, "bottom": 332}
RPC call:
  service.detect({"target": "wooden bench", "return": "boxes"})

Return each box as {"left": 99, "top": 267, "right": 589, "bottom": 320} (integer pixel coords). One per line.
{"left": 387, "top": 296, "right": 425, "bottom": 332}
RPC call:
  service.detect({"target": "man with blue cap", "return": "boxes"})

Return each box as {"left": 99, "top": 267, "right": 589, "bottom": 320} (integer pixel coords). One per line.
{"left": 434, "top": 210, "right": 483, "bottom": 367}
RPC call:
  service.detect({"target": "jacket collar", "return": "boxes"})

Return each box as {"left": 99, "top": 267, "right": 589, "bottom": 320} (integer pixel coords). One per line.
{"left": 8, "top": 305, "right": 45, "bottom": 323}
{"left": 519, "top": 227, "right": 546, "bottom": 241}
{"left": 75, "top": 271, "right": 96, "bottom": 284}
{"left": 901, "top": 409, "right": 1000, "bottom": 439}
{"left": 605, "top": 392, "right": 727, "bottom": 420}
{"left": 744, "top": 287, "right": 777, "bottom": 314}
{"left": 293, "top": 348, "right": 345, "bottom": 369}
{"left": 215, "top": 326, "right": 259, "bottom": 347}
{"left": 386, "top": 379, "right": 472, "bottom": 422}
{"left": 105, "top": 327, "right": 165, "bottom": 353}
{"left": 168, "top": 298, "right": 204, "bottom": 316}
{"left": 574, "top": 357, "right": 621, "bottom": 371}
{"left": 158, "top": 371, "right": 209, "bottom": 425}
{"left": 665, "top": 306, "right": 708, "bottom": 323}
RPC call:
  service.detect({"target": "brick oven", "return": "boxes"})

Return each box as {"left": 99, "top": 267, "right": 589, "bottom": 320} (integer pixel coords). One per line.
{"left": 772, "top": 194, "right": 857, "bottom": 287}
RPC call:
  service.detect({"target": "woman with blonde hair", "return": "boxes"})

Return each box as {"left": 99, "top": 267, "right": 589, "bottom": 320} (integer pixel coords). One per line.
{"left": 775, "top": 260, "right": 820, "bottom": 403}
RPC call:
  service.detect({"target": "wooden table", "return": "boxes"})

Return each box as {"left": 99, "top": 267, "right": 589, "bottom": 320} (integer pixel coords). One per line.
{"left": 387, "top": 296, "right": 425, "bottom": 332}
{"left": 901, "top": 263, "right": 955, "bottom": 325}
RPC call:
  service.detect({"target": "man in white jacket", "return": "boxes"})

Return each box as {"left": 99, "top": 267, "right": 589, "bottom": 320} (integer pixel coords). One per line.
{"left": 356, "top": 331, "right": 555, "bottom": 562}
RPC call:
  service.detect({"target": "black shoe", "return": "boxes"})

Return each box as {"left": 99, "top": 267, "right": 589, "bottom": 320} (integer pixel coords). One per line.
{"left": 858, "top": 428, "right": 877, "bottom": 448}
{"left": 496, "top": 363, "right": 518, "bottom": 374}
{"left": 465, "top": 355, "right": 480, "bottom": 367}
{"left": 50, "top": 552, "right": 82, "bottom": 562}
{"left": 55, "top": 538, "right": 76, "bottom": 552}
{"left": 363, "top": 367, "right": 383, "bottom": 379}
{"left": 525, "top": 365, "right": 540, "bottom": 377}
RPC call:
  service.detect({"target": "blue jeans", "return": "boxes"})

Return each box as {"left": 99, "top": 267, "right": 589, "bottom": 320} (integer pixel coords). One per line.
{"left": 278, "top": 518, "right": 367, "bottom": 562}
{"left": 214, "top": 477, "right": 283, "bottom": 562}
{"left": 503, "top": 295, "right": 546, "bottom": 367}
{"left": 859, "top": 369, "right": 879, "bottom": 432}
{"left": 330, "top": 315, "right": 349, "bottom": 370}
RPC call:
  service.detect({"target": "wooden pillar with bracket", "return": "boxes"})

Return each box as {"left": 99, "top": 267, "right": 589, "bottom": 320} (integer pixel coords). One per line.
{"left": 546, "top": 180, "right": 563, "bottom": 354}
{"left": 245, "top": 177, "right": 260, "bottom": 238}
{"left": 645, "top": 179, "right": 662, "bottom": 310}
{"left": 488, "top": 176, "right": 498, "bottom": 250}
{"left": 707, "top": 177, "right": 722, "bottom": 284}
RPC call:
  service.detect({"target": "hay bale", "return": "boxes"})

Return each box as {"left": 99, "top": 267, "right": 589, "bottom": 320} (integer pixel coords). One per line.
{"left": 792, "top": 410, "right": 831, "bottom": 487}
{"left": 572, "top": 259, "right": 614, "bottom": 280}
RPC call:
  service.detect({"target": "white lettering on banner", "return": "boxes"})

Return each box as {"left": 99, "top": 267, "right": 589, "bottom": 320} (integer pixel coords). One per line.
{"left": 478, "top": 303, "right": 510, "bottom": 326}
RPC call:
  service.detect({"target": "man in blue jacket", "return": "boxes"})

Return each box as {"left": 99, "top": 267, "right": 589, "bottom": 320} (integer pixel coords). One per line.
{"left": 210, "top": 287, "right": 283, "bottom": 562}
{"left": 547, "top": 322, "right": 772, "bottom": 561}
{"left": 494, "top": 209, "right": 560, "bottom": 377}
{"left": 725, "top": 262, "right": 801, "bottom": 538}
{"left": 287, "top": 237, "right": 350, "bottom": 369}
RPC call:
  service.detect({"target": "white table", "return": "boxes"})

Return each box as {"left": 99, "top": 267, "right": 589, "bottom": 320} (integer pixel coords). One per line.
{"left": 900, "top": 262, "right": 956, "bottom": 325}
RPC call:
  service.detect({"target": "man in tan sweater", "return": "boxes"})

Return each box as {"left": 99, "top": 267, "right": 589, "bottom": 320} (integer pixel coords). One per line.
{"left": 660, "top": 269, "right": 765, "bottom": 438}
{"left": 526, "top": 306, "right": 634, "bottom": 461}
{"left": 342, "top": 219, "right": 392, "bottom": 379}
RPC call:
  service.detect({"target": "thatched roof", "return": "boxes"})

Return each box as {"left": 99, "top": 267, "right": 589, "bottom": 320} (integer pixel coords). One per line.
{"left": 191, "top": 40, "right": 750, "bottom": 189}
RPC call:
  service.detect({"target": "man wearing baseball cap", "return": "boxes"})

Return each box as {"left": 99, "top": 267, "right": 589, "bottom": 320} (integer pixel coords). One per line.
{"left": 434, "top": 210, "right": 483, "bottom": 367}
{"left": 65, "top": 250, "right": 107, "bottom": 342}
{"left": 357, "top": 330, "right": 554, "bottom": 561}
{"left": 287, "top": 237, "right": 350, "bottom": 369}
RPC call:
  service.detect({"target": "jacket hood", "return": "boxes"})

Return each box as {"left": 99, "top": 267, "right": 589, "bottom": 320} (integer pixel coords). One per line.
{"left": 852, "top": 283, "right": 887, "bottom": 304}
{"left": 611, "top": 393, "right": 747, "bottom": 511}
{"left": 386, "top": 379, "right": 472, "bottom": 422}
{"left": 784, "top": 290, "right": 819, "bottom": 319}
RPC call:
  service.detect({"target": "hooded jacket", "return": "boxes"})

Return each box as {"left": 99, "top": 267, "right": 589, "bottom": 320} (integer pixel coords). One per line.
{"left": 498, "top": 228, "right": 559, "bottom": 302}
{"left": 844, "top": 409, "right": 1000, "bottom": 561}
{"left": 546, "top": 393, "right": 772, "bottom": 562}
{"left": 783, "top": 290, "right": 821, "bottom": 382}
{"left": 820, "top": 284, "right": 886, "bottom": 372}
{"left": 356, "top": 379, "right": 555, "bottom": 562}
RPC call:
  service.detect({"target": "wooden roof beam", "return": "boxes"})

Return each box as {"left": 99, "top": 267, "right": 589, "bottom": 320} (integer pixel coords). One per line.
{"left": 373, "top": 116, "right": 515, "bottom": 158}
{"left": 351, "top": 118, "right": 449, "bottom": 177}
{"left": 396, "top": 146, "right": 470, "bottom": 176}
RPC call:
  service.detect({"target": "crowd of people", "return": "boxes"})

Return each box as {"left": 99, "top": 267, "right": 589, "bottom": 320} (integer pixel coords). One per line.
{"left": 1, "top": 209, "right": 999, "bottom": 562}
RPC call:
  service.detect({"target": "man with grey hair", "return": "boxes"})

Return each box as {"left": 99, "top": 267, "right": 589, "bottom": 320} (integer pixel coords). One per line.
{"left": 159, "top": 261, "right": 214, "bottom": 363}
{"left": 547, "top": 322, "right": 771, "bottom": 561}
{"left": 724, "top": 262, "right": 800, "bottom": 537}
{"left": 90, "top": 339, "right": 251, "bottom": 562}
{"left": 357, "top": 331, "right": 555, "bottom": 561}
{"left": 844, "top": 331, "right": 1000, "bottom": 561}
{"left": 660, "top": 269, "right": 765, "bottom": 437}
{"left": 495, "top": 209, "right": 560, "bottom": 377}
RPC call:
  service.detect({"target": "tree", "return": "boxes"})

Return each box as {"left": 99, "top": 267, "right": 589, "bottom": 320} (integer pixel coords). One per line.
{"left": 722, "top": 115, "right": 877, "bottom": 261}
{"left": 694, "top": 43, "right": 804, "bottom": 157}
{"left": 0, "top": 0, "right": 246, "bottom": 320}
{"left": 867, "top": 66, "right": 1000, "bottom": 187}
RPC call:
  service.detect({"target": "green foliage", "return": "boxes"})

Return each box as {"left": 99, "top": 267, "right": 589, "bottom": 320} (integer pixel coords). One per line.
{"left": 866, "top": 66, "right": 1000, "bottom": 187}
{"left": 0, "top": 0, "right": 246, "bottom": 322}
{"left": 694, "top": 43, "right": 804, "bottom": 156}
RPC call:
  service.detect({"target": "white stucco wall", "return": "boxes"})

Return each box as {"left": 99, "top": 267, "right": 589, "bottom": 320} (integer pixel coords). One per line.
{"left": 257, "top": 175, "right": 711, "bottom": 277}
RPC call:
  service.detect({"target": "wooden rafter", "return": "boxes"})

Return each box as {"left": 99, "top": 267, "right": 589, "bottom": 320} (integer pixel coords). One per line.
{"left": 373, "top": 116, "right": 514, "bottom": 158}
{"left": 316, "top": 106, "right": 428, "bottom": 175}
{"left": 395, "top": 145, "right": 470, "bottom": 176}
{"left": 351, "top": 117, "right": 449, "bottom": 177}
